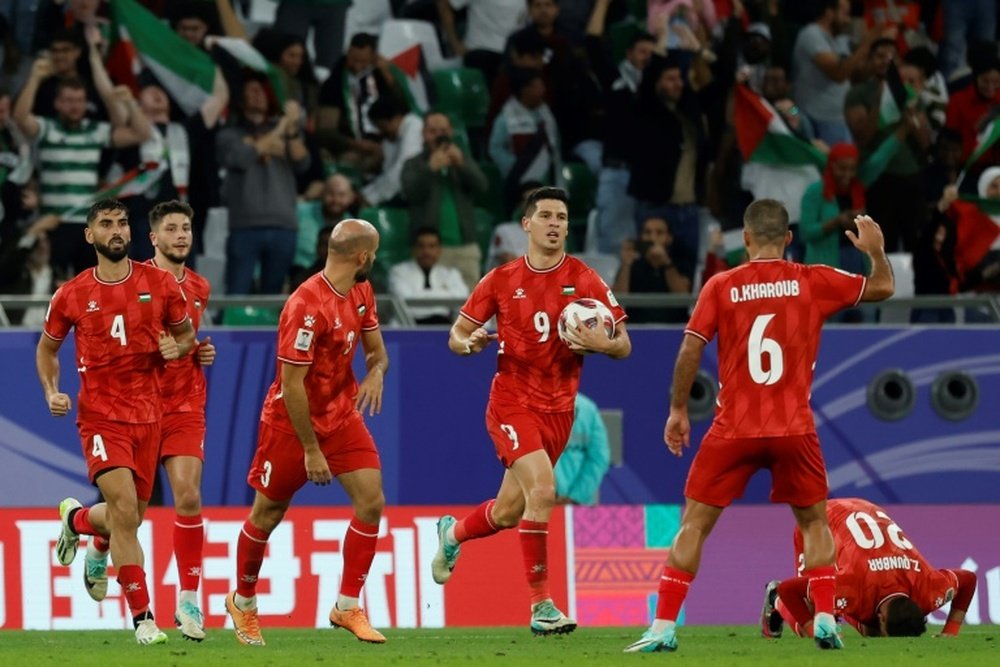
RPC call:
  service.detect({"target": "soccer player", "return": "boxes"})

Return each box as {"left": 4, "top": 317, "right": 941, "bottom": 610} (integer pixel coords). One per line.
{"left": 625, "top": 201, "right": 895, "bottom": 653}
{"left": 761, "top": 497, "right": 978, "bottom": 639}
{"left": 432, "top": 187, "right": 631, "bottom": 635}
{"left": 226, "top": 218, "right": 389, "bottom": 647}
{"left": 37, "top": 199, "right": 195, "bottom": 645}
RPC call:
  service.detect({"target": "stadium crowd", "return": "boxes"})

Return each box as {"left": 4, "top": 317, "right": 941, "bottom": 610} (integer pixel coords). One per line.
{"left": 0, "top": 0, "right": 998, "bottom": 324}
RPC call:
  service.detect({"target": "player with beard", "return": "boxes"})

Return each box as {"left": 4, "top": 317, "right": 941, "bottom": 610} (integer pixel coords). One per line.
{"left": 226, "top": 219, "right": 390, "bottom": 647}
{"left": 77, "top": 200, "right": 216, "bottom": 640}
{"left": 37, "top": 199, "right": 195, "bottom": 645}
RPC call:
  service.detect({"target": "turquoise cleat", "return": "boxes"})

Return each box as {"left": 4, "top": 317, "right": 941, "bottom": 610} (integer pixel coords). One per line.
{"left": 624, "top": 626, "right": 679, "bottom": 653}
{"left": 431, "top": 515, "right": 461, "bottom": 584}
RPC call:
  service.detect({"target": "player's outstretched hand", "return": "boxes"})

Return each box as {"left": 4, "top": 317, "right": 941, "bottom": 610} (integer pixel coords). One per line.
{"left": 466, "top": 327, "right": 498, "bottom": 354}
{"left": 664, "top": 409, "right": 690, "bottom": 457}
{"left": 845, "top": 214, "right": 885, "bottom": 255}
{"left": 158, "top": 331, "right": 181, "bottom": 360}
{"left": 355, "top": 368, "right": 384, "bottom": 416}
{"left": 564, "top": 313, "right": 611, "bottom": 355}
{"left": 196, "top": 336, "right": 216, "bottom": 366}
{"left": 304, "top": 447, "right": 332, "bottom": 485}
{"left": 47, "top": 392, "right": 72, "bottom": 417}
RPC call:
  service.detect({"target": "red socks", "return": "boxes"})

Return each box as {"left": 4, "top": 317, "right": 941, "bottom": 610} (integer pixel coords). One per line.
{"left": 235, "top": 520, "right": 270, "bottom": 598}
{"left": 174, "top": 513, "right": 204, "bottom": 592}
{"left": 71, "top": 507, "right": 105, "bottom": 536}
{"left": 454, "top": 499, "right": 501, "bottom": 543}
{"left": 777, "top": 577, "right": 812, "bottom": 635}
{"left": 518, "top": 520, "right": 549, "bottom": 604}
{"left": 803, "top": 566, "right": 837, "bottom": 616}
{"left": 655, "top": 566, "right": 695, "bottom": 621}
{"left": 340, "top": 517, "right": 379, "bottom": 598}
{"left": 117, "top": 564, "right": 150, "bottom": 616}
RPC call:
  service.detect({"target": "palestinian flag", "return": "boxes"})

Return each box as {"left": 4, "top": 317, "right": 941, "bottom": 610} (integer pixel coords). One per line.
{"left": 878, "top": 61, "right": 913, "bottom": 128}
{"left": 60, "top": 162, "right": 165, "bottom": 222}
{"left": 948, "top": 199, "right": 1000, "bottom": 280}
{"left": 212, "top": 37, "right": 287, "bottom": 106}
{"left": 961, "top": 116, "right": 1000, "bottom": 174}
{"left": 108, "top": 0, "right": 215, "bottom": 116}
{"left": 734, "top": 84, "right": 824, "bottom": 221}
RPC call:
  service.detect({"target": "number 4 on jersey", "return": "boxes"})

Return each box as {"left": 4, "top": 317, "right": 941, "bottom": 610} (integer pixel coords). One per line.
{"left": 110, "top": 314, "right": 127, "bottom": 346}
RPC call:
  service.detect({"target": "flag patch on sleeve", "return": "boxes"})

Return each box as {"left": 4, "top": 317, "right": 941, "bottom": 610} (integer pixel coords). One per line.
{"left": 138, "top": 293, "right": 152, "bottom": 303}
{"left": 357, "top": 304, "right": 366, "bottom": 315}
{"left": 294, "top": 328, "right": 314, "bottom": 352}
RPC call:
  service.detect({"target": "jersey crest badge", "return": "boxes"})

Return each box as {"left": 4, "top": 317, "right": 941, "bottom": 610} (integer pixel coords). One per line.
{"left": 304, "top": 314, "right": 316, "bottom": 328}
{"left": 86, "top": 300, "right": 99, "bottom": 312}
{"left": 513, "top": 288, "right": 526, "bottom": 299}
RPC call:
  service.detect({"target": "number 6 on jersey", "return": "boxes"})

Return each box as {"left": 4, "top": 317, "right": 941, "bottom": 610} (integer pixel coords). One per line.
{"left": 748, "top": 314, "right": 782, "bottom": 385}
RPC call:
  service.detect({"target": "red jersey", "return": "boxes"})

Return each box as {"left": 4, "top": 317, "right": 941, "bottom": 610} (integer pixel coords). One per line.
{"left": 459, "top": 254, "right": 626, "bottom": 413}
{"left": 43, "top": 260, "right": 189, "bottom": 424}
{"left": 259, "top": 274, "right": 379, "bottom": 437}
{"left": 794, "top": 498, "right": 957, "bottom": 627}
{"left": 686, "top": 259, "right": 865, "bottom": 437}
{"left": 147, "top": 260, "right": 211, "bottom": 414}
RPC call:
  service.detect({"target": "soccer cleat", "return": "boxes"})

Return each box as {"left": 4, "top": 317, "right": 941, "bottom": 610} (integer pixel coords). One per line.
{"left": 623, "top": 626, "right": 679, "bottom": 653}
{"left": 760, "top": 579, "right": 783, "bottom": 639}
{"left": 175, "top": 599, "right": 206, "bottom": 642}
{"left": 82, "top": 545, "right": 109, "bottom": 602}
{"left": 226, "top": 591, "right": 265, "bottom": 646}
{"left": 329, "top": 605, "right": 386, "bottom": 643}
{"left": 813, "top": 612, "right": 844, "bottom": 650}
{"left": 530, "top": 599, "right": 577, "bottom": 636}
{"left": 134, "top": 618, "right": 168, "bottom": 645}
{"left": 55, "top": 498, "right": 82, "bottom": 566}
{"left": 430, "top": 515, "right": 461, "bottom": 584}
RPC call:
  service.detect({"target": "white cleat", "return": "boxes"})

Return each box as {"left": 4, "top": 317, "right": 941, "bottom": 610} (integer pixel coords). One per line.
{"left": 175, "top": 600, "right": 206, "bottom": 642}
{"left": 82, "top": 543, "right": 108, "bottom": 601}
{"left": 530, "top": 599, "right": 578, "bottom": 636}
{"left": 55, "top": 498, "right": 82, "bottom": 566}
{"left": 135, "top": 618, "right": 168, "bottom": 645}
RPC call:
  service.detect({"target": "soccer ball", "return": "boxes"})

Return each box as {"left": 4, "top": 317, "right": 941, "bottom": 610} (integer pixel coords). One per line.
{"left": 557, "top": 298, "right": 614, "bottom": 349}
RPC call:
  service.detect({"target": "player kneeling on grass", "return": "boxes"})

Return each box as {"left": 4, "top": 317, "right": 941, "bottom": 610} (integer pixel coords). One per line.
{"left": 226, "top": 219, "right": 389, "bottom": 647}
{"left": 761, "top": 497, "right": 977, "bottom": 640}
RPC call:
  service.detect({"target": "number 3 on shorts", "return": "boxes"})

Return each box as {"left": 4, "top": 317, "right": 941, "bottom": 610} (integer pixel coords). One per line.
{"left": 261, "top": 460, "right": 272, "bottom": 488}
{"left": 91, "top": 434, "right": 108, "bottom": 462}
{"left": 500, "top": 424, "right": 520, "bottom": 450}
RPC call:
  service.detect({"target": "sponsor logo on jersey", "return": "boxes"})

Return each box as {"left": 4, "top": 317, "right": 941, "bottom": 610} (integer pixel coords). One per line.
{"left": 138, "top": 293, "right": 152, "bottom": 303}
{"left": 304, "top": 314, "right": 316, "bottom": 328}
{"left": 86, "top": 300, "right": 99, "bottom": 312}
{"left": 294, "top": 328, "right": 314, "bottom": 352}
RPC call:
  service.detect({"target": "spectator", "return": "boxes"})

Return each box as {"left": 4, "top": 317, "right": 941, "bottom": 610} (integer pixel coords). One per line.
{"left": 792, "top": 0, "right": 885, "bottom": 145}
{"left": 486, "top": 28, "right": 548, "bottom": 130}
{"left": 362, "top": 96, "right": 423, "bottom": 207}
{"left": 316, "top": 33, "right": 402, "bottom": 172}
{"left": 922, "top": 128, "right": 963, "bottom": 206}
{"left": 169, "top": 1, "right": 218, "bottom": 49}
{"left": 273, "top": 0, "right": 351, "bottom": 70}
{"left": 594, "top": 29, "right": 656, "bottom": 254}
{"left": 845, "top": 38, "right": 931, "bottom": 252}
{"left": 388, "top": 227, "right": 470, "bottom": 324}
{"left": 612, "top": 216, "right": 691, "bottom": 323}
{"left": 0, "top": 202, "right": 59, "bottom": 326}
{"left": 0, "top": 14, "right": 29, "bottom": 96}
{"left": 0, "top": 88, "right": 31, "bottom": 206}
{"left": 401, "top": 111, "right": 488, "bottom": 289}
{"left": 554, "top": 393, "right": 610, "bottom": 506}
{"left": 939, "top": 0, "right": 997, "bottom": 80}
{"left": 439, "top": 0, "right": 525, "bottom": 85}
{"left": 944, "top": 44, "right": 1000, "bottom": 185}
{"left": 627, "top": 53, "right": 707, "bottom": 283}
{"left": 15, "top": 59, "right": 151, "bottom": 275}
{"left": 489, "top": 68, "right": 563, "bottom": 214}
{"left": 505, "top": 0, "right": 573, "bottom": 70}
{"left": 294, "top": 173, "right": 359, "bottom": 278}
{"left": 900, "top": 47, "right": 949, "bottom": 141}
{"left": 290, "top": 222, "right": 335, "bottom": 290}
{"left": 485, "top": 180, "right": 542, "bottom": 270}
{"left": 252, "top": 29, "right": 320, "bottom": 114}
{"left": 32, "top": 29, "right": 105, "bottom": 121}
{"left": 216, "top": 78, "right": 310, "bottom": 294}
{"left": 911, "top": 185, "right": 961, "bottom": 323}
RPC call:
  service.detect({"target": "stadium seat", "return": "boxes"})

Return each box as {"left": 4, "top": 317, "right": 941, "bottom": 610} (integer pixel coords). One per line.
{"left": 473, "top": 207, "right": 495, "bottom": 261}
{"left": 359, "top": 206, "right": 412, "bottom": 269}
{"left": 222, "top": 306, "right": 281, "bottom": 326}
{"left": 476, "top": 160, "right": 508, "bottom": 221}
{"left": 431, "top": 67, "right": 490, "bottom": 128}
{"left": 881, "top": 252, "right": 915, "bottom": 324}
{"left": 562, "top": 162, "right": 597, "bottom": 217}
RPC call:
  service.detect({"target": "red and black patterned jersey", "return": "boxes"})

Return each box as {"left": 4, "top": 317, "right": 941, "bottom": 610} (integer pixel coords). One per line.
{"left": 260, "top": 274, "right": 380, "bottom": 437}
{"left": 794, "top": 498, "right": 958, "bottom": 627}
{"left": 147, "top": 260, "right": 211, "bottom": 414}
{"left": 43, "top": 260, "right": 189, "bottom": 423}
{"left": 686, "top": 260, "right": 865, "bottom": 437}
{"left": 459, "top": 254, "right": 627, "bottom": 413}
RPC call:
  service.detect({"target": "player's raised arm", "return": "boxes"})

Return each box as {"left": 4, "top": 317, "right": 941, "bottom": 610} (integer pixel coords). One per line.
{"left": 356, "top": 329, "right": 389, "bottom": 416}
{"left": 940, "top": 569, "right": 978, "bottom": 636}
{"left": 845, "top": 215, "right": 895, "bottom": 302}
{"left": 449, "top": 314, "right": 497, "bottom": 356}
{"left": 36, "top": 334, "right": 71, "bottom": 416}
{"left": 664, "top": 334, "right": 706, "bottom": 456}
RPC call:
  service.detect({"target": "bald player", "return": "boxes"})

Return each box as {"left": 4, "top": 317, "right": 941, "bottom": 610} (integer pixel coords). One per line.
{"left": 226, "top": 219, "right": 390, "bottom": 646}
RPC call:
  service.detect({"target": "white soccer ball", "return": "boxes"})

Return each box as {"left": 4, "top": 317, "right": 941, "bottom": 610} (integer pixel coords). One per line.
{"left": 557, "top": 298, "right": 614, "bottom": 349}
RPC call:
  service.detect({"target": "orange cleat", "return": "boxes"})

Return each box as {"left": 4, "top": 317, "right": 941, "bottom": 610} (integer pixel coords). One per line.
{"left": 329, "top": 606, "right": 386, "bottom": 643}
{"left": 225, "top": 591, "right": 265, "bottom": 646}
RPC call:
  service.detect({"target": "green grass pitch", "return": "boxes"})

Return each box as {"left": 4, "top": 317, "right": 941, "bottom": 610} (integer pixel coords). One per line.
{"left": 0, "top": 626, "right": 996, "bottom": 666}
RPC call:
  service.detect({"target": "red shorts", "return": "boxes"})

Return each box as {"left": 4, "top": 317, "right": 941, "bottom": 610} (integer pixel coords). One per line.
{"left": 485, "top": 398, "right": 574, "bottom": 468}
{"left": 247, "top": 413, "right": 380, "bottom": 502}
{"left": 77, "top": 420, "right": 161, "bottom": 502}
{"left": 684, "top": 432, "right": 828, "bottom": 508}
{"left": 160, "top": 411, "right": 206, "bottom": 461}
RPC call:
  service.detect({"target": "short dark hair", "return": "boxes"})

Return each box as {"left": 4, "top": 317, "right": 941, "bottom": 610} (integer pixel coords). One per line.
{"left": 55, "top": 77, "right": 87, "bottom": 96}
{"left": 509, "top": 29, "right": 547, "bottom": 56}
{"left": 629, "top": 32, "right": 657, "bottom": 50}
{"left": 511, "top": 66, "right": 543, "bottom": 97}
{"left": 368, "top": 95, "right": 404, "bottom": 122}
{"left": 869, "top": 37, "right": 897, "bottom": 56}
{"left": 884, "top": 597, "right": 927, "bottom": 637}
{"left": 523, "top": 186, "right": 569, "bottom": 217}
{"left": 50, "top": 28, "right": 81, "bottom": 49}
{"left": 149, "top": 200, "right": 194, "bottom": 230}
{"left": 412, "top": 226, "right": 442, "bottom": 245}
{"left": 743, "top": 199, "right": 789, "bottom": 243}
{"left": 349, "top": 33, "right": 378, "bottom": 51}
{"left": 87, "top": 199, "right": 129, "bottom": 226}
{"left": 903, "top": 46, "right": 937, "bottom": 79}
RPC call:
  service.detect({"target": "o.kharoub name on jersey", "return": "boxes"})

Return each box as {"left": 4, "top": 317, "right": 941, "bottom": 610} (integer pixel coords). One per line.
{"left": 794, "top": 498, "right": 957, "bottom": 626}
{"left": 686, "top": 259, "right": 866, "bottom": 438}
{"left": 260, "top": 273, "right": 379, "bottom": 437}
{"left": 147, "top": 260, "right": 212, "bottom": 414}
{"left": 459, "top": 254, "right": 627, "bottom": 413}
{"left": 43, "top": 260, "right": 189, "bottom": 423}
